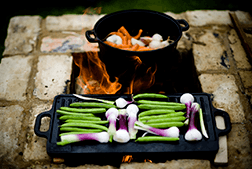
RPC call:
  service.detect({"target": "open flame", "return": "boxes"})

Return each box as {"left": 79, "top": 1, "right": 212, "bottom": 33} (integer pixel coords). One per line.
{"left": 73, "top": 51, "right": 157, "bottom": 94}
{"left": 73, "top": 52, "right": 122, "bottom": 94}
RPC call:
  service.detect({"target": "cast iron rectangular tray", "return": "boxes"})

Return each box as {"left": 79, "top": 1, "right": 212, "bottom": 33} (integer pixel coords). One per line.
{"left": 34, "top": 93, "right": 231, "bottom": 161}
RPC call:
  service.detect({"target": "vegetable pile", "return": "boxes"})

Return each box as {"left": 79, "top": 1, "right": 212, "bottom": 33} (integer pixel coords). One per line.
{"left": 104, "top": 26, "right": 174, "bottom": 51}
{"left": 57, "top": 93, "right": 208, "bottom": 146}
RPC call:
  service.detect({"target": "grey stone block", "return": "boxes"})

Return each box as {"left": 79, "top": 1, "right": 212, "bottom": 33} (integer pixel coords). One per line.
{"left": 3, "top": 16, "right": 41, "bottom": 55}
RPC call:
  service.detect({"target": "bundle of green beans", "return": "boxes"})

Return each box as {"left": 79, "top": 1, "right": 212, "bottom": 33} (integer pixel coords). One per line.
{"left": 57, "top": 101, "right": 114, "bottom": 136}
{"left": 134, "top": 93, "right": 187, "bottom": 130}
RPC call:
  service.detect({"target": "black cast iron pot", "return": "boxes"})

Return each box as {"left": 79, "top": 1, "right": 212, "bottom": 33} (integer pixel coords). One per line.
{"left": 86, "top": 9, "right": 189, "bottom": 79}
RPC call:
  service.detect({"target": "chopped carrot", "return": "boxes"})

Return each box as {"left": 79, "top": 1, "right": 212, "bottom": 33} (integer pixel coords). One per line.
{"left": 117, "top": 44, "right": 131, "bottom": 48}
{"left": 118, "top": 26, "right": 132, "bottom": 39}
{"left": 131, "top": 44, "right": 140, "bottom": 51}
{"left": 132, "top": 29, "right": 143, "bottom": 39}
{"left": 127, "top": 39, "right": 132, "bottom": 46}
{"left": 121, "top": 48, "right": 132, "bottom": 51}
{"left": 137, "top": 46, "right": 152, "bottom": 51}
{"left": 104, "top": 41, "right": 117, "bottom": 47}
{"left": 121, "top": 36, "right": 127, "bottom": 45}
{"left": 108, "top": 31, "right": 125, "bottom": 38}
{"left": 104, "top": 26, "right": 156, "bottom": 51}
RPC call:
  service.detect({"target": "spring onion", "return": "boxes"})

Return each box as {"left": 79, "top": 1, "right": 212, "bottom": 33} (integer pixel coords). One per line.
{"left": 113, "top": 109, "right": 130, "bottom": 143}
{"left": 126, "top": 104, "right": 139, "bottom": 139}
{"left": 105, "top": 108, "right": 119, "bottom": 142}
{"left": 134, "top": 121, "right": 180, "bottom": 137}
{"left": 185, "top": 102, "right": 202, "bottom": 141}
{"left": 57, "top": 132, "right": 109, "bottom": 146}
{"left": 180, "top": 93, "right": 194, "bottom": 125}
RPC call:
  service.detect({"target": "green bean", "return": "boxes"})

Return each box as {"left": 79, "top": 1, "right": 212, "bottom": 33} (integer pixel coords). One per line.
{"left": 59, "top": 115, "right": 101, "bottom": 121}
{"left": 141, "top": 116, "right": 186, "bottom": 124}
{"left": 60, "top": 127, "right": 102, "bottom": 133}
{"left": 61, "top": 122, "right": 108, "bottom": 131}
{"left": 135, "top": 136, "right": 179, "bottom": 142}
{"left": 60, "top": 107, "right": 106, "bottom": 113}
{"left": 146, "top": 122, "right": 184, "bottom": 128}
{"left": 70, "top": 102, "right": 116, "bottom": 109}
{"left": 138, "top": 109, "right": 176, "bottom": 117}
{"left": 133, "top": 93, "right": 168, "bottom": 100}
{"left": 138, "top": 104, "right": 186, "bottom": 110}
{"left": 59, "top": 131, "right": 100, "bottom": 136}
{"left": 56, "top": 110, "right": 95, "bottom": 116}
{"left": 65, "top": 119, "right": 109, "bottom": 124}
{"left": 136, "top": 100, "right": 185, "bottom": 106}
{"left": 138, "top": 112, "right": 185, "bottom": 121}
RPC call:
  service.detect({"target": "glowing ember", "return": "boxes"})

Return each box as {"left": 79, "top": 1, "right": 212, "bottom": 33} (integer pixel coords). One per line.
{"left": 122, "top": 155, "right": 133, "bottom": 163}
{"left": 144, "top": 159, "right": 153, "bottom": 163}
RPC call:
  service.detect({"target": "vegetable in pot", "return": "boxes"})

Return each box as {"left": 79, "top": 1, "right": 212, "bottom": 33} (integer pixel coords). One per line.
{"left": 106, "top": 34, "right": 122, "bottom": 45}
{"left": 57, "top": 132, "right": 109, "bottom": 146}
{"left": 185, "top": 102, "right": 202, "bottom": 141}
{"left": 180, "top": 93, "right": 194, "bottom": 125}
{"left": 126, "top": 104, "right": 139, "bottom": 139}
{"left": 113, "top": 109, "right": 130, "bottom": 143}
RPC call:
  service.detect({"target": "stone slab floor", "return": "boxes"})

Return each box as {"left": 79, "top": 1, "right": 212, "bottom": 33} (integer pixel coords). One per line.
{"left": 1, "top": 10, "right": 252, "bottom": 169}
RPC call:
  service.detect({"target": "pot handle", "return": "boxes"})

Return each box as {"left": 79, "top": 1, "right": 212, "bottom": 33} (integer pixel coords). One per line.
{"left": 177, "top": 19, "right": 189, "bottom": 32}
{"left": 85, "top": 30, "right": 99, "bottom": 43}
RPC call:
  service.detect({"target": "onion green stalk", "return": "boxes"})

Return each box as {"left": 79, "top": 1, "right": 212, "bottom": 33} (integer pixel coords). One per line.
{"left": 73, "top": 94, "right": 114, "bottom": 105}
{"left": 105, "top": 108, "right": 119, "bottom": 142}
{"left": 199, "top": 108, "right": 208, "bottom": 138}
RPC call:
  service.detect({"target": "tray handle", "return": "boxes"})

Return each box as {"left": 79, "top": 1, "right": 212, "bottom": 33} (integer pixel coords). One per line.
{"left": 214, "top": 109, "right": 232, "bottom": 136}
{"left": 34, "top": 110, "right": 52, "bottom": 139}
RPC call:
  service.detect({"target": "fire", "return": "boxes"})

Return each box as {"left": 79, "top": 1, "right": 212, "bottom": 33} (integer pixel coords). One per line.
{"left": 73, "top": 52, "right": 122, "bottom": 94}
{"left": 122, "top": 155, "right": 133, "bottom": 163}
{"left": 128, "top": 56, "right": 157, "bottom": 94}
{"left": 144, "top": 159, "right": 153, "bottom": 163}
{"left": 73, "top": 51, "right": 157, "bottom": 94}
